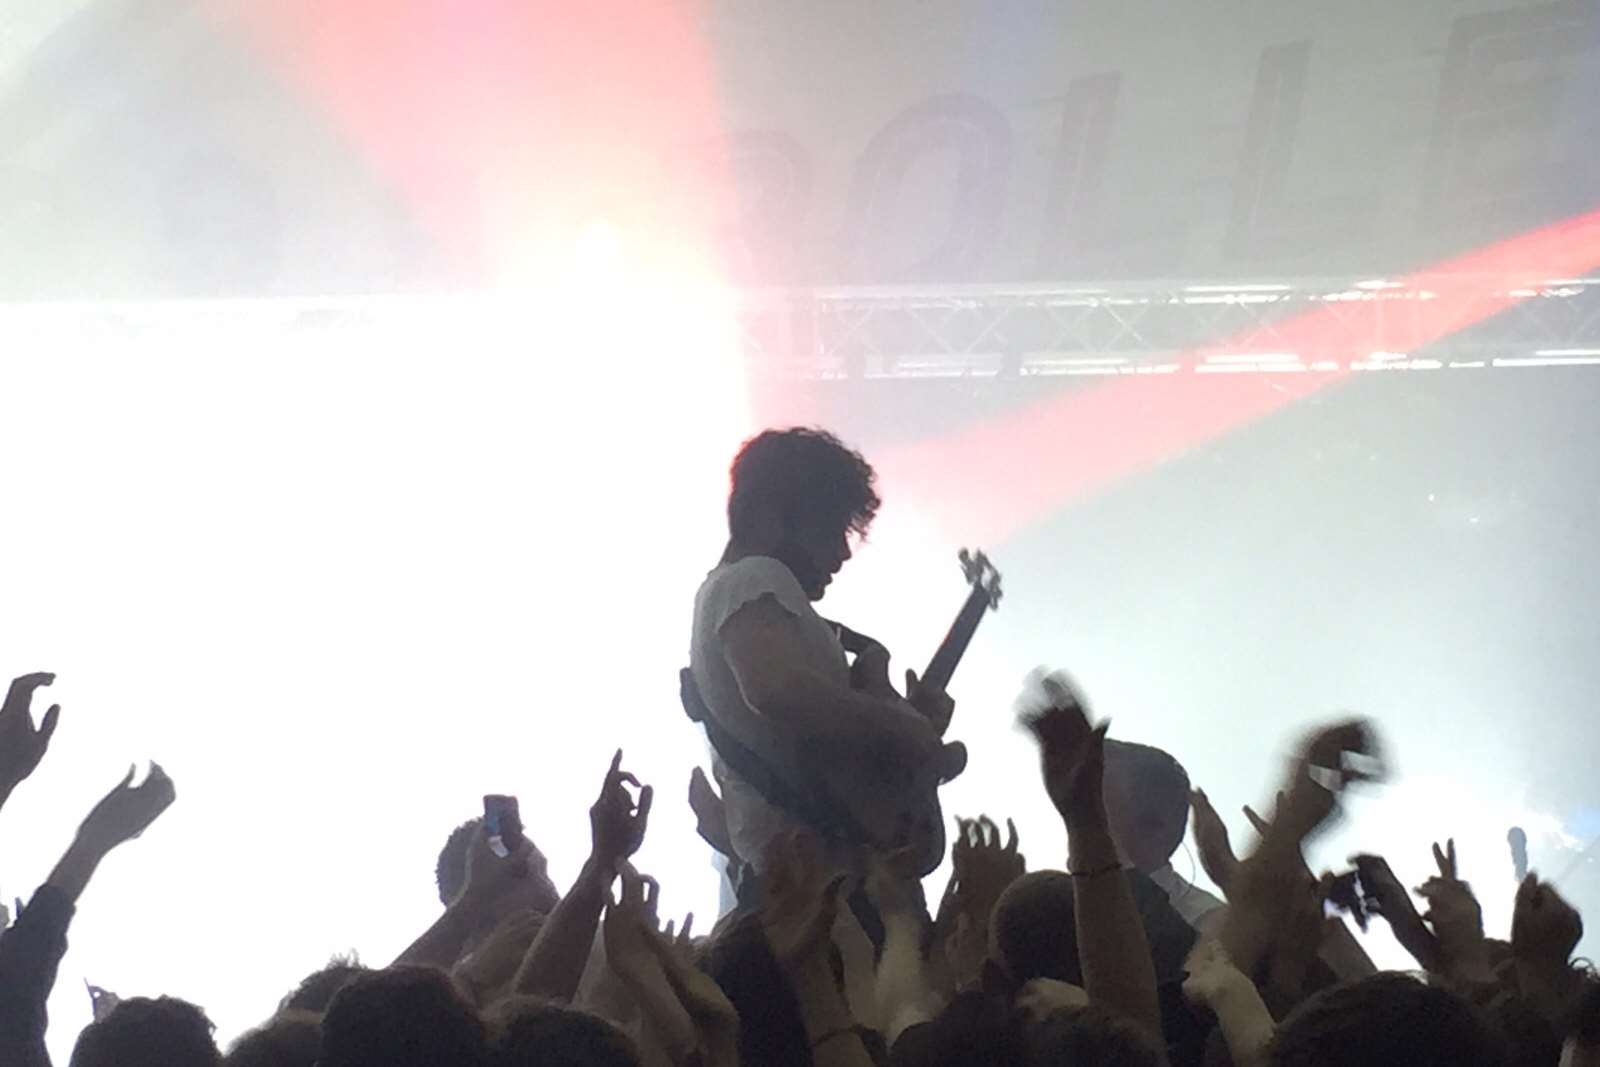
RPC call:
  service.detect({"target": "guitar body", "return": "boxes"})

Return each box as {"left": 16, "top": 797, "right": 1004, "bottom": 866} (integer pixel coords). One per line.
{"left": 800, "top": 735, "right": 955, "bottom": 875}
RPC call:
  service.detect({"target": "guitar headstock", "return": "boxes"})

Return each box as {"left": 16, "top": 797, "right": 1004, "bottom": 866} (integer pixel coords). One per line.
{"left": 958, "top": 548, "right": 1003, "bottom": 611}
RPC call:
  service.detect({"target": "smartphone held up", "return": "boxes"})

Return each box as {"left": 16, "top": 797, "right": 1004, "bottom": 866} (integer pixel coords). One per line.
{"left": 483, "top": 794, "right": 524, "bottom": 859}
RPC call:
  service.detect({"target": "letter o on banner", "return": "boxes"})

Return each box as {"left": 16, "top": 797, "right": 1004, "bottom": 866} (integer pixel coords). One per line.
{"left": 845, "top": 94, "right": 1012, "bottom": 284}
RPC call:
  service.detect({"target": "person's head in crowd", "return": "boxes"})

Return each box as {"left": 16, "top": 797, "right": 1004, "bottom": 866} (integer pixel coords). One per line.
{"left": 485, "top": 996, "right": 641, "bottom": 1067}
{"left": 1562, "top": 979, "right": 1600, "bottom": 1067}
{"left": 436, "top": 816, "right": 559, "bottom": 913}
{"left": 892, "top": 990, "right": 1167, "bottom": 1067}
{"left": 278, "top": 954, "right": 370, "bottom": 1014}
{"left": 1487, "top": 992, "right": 1563, "bottom": 1067}
{"left": 701, "top": 911, "right": 813, "bottom": 1067}
{"left": 890, "top": 990, "right": 1018, "bottom": 1067}
{"left": 990, "top": 868, "right": 1195, "bottom": 989}
{"left": 318, "top": 965, "right": 488, "bottom": 1067}
{"left": 1270, "top": 973, "right": 1511, "bottom": 1067}
{"left": 991, "top": 871, "right": 1082, "bottom": 987}
{"left": 438, "top": 817, "right": 480, "bottom": 905}
{"left": 69, "top": 995, "right": 221, "bottom": 1067}
{"left": 223, "top": 1010, "right": 321, "bottom": 1067}
{"left": 1103, "top": 740, "right": 1191, "bottom": 874}
{"left": 726, "top": 427, "right": 880, "bottom": 600}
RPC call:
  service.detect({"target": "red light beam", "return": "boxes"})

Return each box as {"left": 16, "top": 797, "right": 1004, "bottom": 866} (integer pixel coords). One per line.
{"left": 879, "top": 207, "right": 1600, "bottom": 545}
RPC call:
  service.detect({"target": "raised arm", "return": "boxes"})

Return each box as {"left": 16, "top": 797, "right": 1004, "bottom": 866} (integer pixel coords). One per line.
{"left": 864, "top": 847, "right": 949, "bottom": 1043}
{"left": 1019, "top": 672, "right": 1162, "bottom": 1040}
{"left": 1511, "top": 873, "right": 1586, "bottom": 1024}
{"left": 756, "top": 831, "right": 878, "bottom": 1067}
{"left": 931, "top": 815, "right": 1026, "bottom": 997}
{"left": 515, "top": 750, "right": 651, "bottom": 1002}
{"left": 604, "top": 866, "right": 740, "bottom": 1067}
{"left": 1352, "top": 852, "right": 1442, "bottom": 974}
{"left": 393, "top": 825, "right": 535, "bottom": 971}
{"left": 0, "top": 763, "right": 175, "bottom": 1067}
{"left": 1220, "top": 719, "right": 1384, "bottom": 981}
{"left": 1183, "top": 938, "right": 1275, "bottom": 1067}
{"left": 1413, "top": 838, "right": 1496, "bottom": 990}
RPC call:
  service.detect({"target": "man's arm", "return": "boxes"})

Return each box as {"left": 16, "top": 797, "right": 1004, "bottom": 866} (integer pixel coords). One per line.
{"left": 1019, "top": 673, "right": 1162, "bottom": 1040}
{"left": 393, "top": 824, "right": 534, "bottom": 971}
{"left": 515, "top": 751, "right": 652, "bottom": 1002}
{"left": 0, "top": 888, "right": 72, "bottom": 1067}
{"left": 719, "top": 597, "right": 939, "bottom": 757}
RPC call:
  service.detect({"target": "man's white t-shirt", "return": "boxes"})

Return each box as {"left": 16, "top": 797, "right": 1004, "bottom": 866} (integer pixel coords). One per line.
{"left": 689, "top": 556, "right": 849, "bottom": 872}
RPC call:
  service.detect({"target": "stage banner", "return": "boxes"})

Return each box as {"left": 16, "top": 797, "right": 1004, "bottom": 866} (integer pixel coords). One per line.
{"left": 1, "top": 0, "right": 1595, "bottom": 296}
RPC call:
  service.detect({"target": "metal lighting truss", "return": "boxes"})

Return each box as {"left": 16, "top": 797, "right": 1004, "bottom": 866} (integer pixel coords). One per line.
{"left": 731, "top": 275, "right": 1600, "bottom": 380}
{"left": 1, "top": 275, "right": 1596, "bottom": 379}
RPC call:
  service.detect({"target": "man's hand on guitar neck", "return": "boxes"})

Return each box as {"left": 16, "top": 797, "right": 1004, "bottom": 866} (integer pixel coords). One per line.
{"left": 904, "top": 669, "right": 955, "bottom": 736}
{"left": 832, "top": 621, "right": 957, "bottom": 736}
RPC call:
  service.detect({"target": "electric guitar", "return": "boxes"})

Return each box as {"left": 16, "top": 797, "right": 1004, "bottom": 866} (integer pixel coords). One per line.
{"left": 811, "top": 548, "right": 1003, "bottom": 875}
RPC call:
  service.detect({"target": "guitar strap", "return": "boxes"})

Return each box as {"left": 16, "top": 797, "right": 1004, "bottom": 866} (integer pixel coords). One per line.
{"left": 680, "top": 668, "right": 872, "bottom": 848}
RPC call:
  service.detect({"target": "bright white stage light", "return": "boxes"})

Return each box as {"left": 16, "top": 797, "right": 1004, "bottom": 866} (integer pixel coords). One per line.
{"left": 0, "top": 267, "right": 750, "bottom": 1061}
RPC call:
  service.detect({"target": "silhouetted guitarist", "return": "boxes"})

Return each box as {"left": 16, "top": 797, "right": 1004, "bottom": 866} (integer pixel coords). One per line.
{"left": 686, "top": 428, "right": 954, "bottom": 880}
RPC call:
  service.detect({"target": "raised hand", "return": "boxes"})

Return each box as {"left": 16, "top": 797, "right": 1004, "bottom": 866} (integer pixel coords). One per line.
{"left": 1511, "top": 873, "right": 1583, "bottom": 968}
{"left": 1017, "top": 671, "right": 1107, "bottom": 826}
{"left": 0, "top": 672, "right": 61, "bottom": 796}
{"left": 758, "top": 829, "right": 847, "bottom": 974}
{"left": 932, "top": 819, "right": 1010, "bottom": 993}
{"left": 591, "top": 750, "right": 652, "bottom": 870}
{"left": 1190, "top": 788, "right": 1241, "bottom": 896}
{"left": 1218, "top": 717, "right": 1386, "bottom": 984}
{"left": 660, "top": 912, "right": 697, "bottom": 968}
{"left": 77, "top": 763, "right": 176, "bottom": 853}
{"left": 1415, "top": 838, "right": 1478, "bottom": 935}
{"left": 1276, "top": 719, "right": 1384, "bottom": 843}
{"left": 603, "top": 864, "right": 665, "bottom": 983}
{"left": 48, "top": 762, "right": 178, "bottom": 904}
{"left": 1414, "top": 838, "right": 1492, "bottom": 985}
{"left": 1352, "top": 853, "right": 1408, "bottom": 922}
{"left": 948, "top": 815, "right": 1024, "bottom": 918}
{"left": 1350, "top": 853, "right": 1441, "bottom": 973}
{"left": 688, "top": 767, "right": 735, "bottom": 859}
{"left": 456, "top": 820, "right": 539, "bottom": 917}
{"left": 643, "top": 912, "right": 741, "bottom": 1067}
{"left": 604, "top": 864, "right": 697, "bottom": 1061}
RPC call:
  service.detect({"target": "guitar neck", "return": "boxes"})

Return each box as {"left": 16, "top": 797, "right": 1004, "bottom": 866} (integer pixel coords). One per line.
{"left": 922, "top": 587, "right": 991, "bottom": 692}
